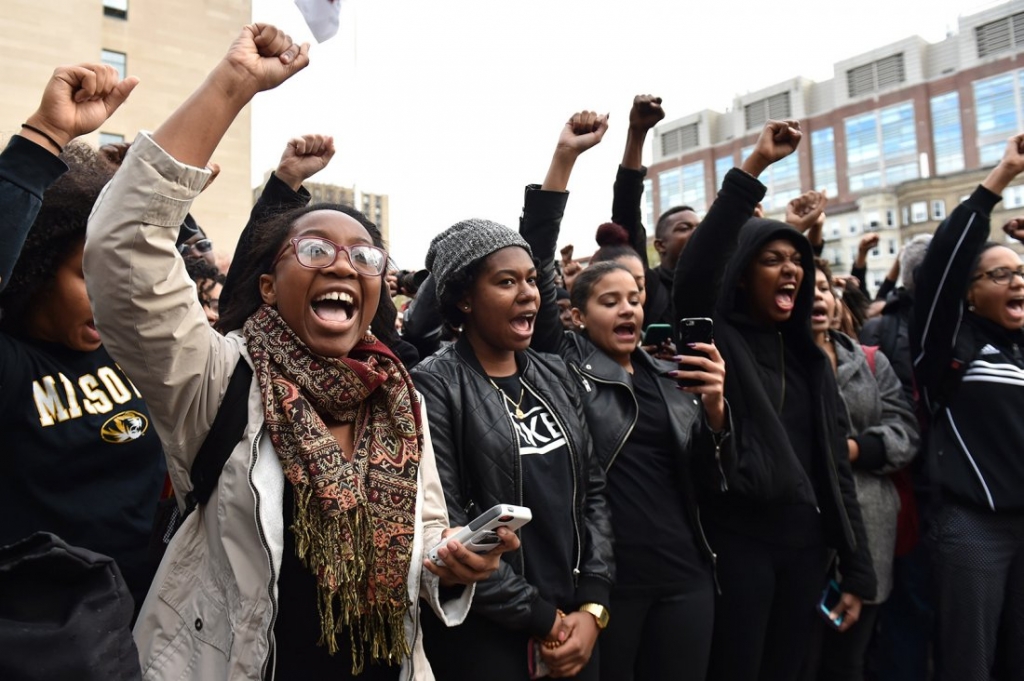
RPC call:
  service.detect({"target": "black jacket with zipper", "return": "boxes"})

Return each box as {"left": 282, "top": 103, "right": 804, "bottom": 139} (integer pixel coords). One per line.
{"left": 911, "top": 184, "right": 1024, "bottom": 512}
{"left": 672, "top": 167, "right": 876, "bottom": 599}
{"left": 521, "top": 183, "right": 733, "bottom": 575}
{"left": 411, "top": 337, "right": 614, "bottom": 637}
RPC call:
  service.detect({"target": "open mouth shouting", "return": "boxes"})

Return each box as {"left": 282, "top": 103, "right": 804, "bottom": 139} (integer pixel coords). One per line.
{"left": 510, "top": 311, "right": 537, "bottom": 339}
{"left": 775, "top": 283, "right": 797, "bottom": 314}
{"left": 311, "top": 289, "right": 358, "bottom": 327}
{"left": 613, "top": 321, "right": 638, "bottom": 343}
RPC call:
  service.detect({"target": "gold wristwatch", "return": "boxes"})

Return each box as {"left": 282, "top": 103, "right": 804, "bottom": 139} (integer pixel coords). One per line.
{"left": 578, "top": 603, "right": 610, "bottom": 630}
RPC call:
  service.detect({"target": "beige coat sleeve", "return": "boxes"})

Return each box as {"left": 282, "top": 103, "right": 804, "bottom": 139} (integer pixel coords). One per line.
{"left": 83, "top": 132, "right": 242, "bottom": 500}
{"left": 416, "top": 395, "right": 474, "bottom": 624}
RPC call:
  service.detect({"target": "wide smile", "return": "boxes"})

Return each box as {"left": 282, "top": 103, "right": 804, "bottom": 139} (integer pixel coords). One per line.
{"left": 310, "top": 289, "right": 360, "bottom": 329}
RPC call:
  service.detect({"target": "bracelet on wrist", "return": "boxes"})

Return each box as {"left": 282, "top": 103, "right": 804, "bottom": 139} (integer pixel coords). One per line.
{"left": 20, "top": 124, "right": 64, "bottom": 154}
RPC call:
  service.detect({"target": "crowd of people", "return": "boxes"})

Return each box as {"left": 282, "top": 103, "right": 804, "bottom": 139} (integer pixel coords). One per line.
{"left": 2, "top": 21, "right": 1024, "bottom": 681}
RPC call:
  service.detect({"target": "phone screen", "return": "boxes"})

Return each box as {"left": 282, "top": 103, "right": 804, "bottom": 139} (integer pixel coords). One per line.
{"left": 818, "top": 580, "right": 844, "bottom": 628}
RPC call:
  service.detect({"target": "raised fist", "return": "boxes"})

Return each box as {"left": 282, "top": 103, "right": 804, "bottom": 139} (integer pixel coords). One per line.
{"left": 556, "top": 111, "right": 609, "bottom": 156}
{"left": 220, "top": 23, "right": 310, "bottom": 96}
{"left": 24, "top": 63, "right": 139, "bottom": 150}
{"left": 629, "top": 95, "right": 665, "bottom": 132}
{"left": 785, "top": 190, "right": 827, "bottom": 234}
{"left": 276, "top": 134, "right": 336, "bottom": 191}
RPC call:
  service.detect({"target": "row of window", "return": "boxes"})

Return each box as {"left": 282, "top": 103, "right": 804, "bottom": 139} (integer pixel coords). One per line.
{"left": 652, "top": 69, "right": 1024, "bottom": 219}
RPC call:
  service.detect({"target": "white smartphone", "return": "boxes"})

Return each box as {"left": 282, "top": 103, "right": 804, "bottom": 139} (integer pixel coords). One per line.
{"left": 428, "top": 503, "right": 532, "bottom": 566}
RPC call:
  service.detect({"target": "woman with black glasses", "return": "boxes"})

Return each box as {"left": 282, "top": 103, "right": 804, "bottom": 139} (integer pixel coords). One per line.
{"left": 911, "top": 132, "right": 1024, "bottom": 681}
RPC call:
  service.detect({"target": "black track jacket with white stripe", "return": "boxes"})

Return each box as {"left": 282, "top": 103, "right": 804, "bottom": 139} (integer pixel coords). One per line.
{"left": 911, "top": 184, "right": 1024, "bottom": 511}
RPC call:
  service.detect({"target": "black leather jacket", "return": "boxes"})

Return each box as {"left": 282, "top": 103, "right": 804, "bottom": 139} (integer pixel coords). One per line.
{"left": 520, "top": 184, "right": 734, "bottom": 577}
{"left": 411, "top": 337, "right": 614, "bottom": 636}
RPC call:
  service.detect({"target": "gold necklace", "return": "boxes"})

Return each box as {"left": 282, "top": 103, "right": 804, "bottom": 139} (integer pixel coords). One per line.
{"left": 488, "top": 378, "right": 526, "bottom": 420}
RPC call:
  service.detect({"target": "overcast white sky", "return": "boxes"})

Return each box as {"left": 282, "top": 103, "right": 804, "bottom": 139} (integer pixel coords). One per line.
{"left": 251, "top": 0, "right": 995, "bottom": 268}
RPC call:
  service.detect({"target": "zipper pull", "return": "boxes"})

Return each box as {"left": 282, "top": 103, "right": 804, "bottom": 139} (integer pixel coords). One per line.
{"left": 581, "top": 377, "right": 592, "bottom": 393}
{"left": 573, "top": 568, "right": 580, "bottom": 585}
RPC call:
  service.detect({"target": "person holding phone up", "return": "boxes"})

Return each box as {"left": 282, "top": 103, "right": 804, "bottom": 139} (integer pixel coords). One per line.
{"left": 672, "top": 120, "right": 876, "bottom": 681}
{"left": 522, "top": 108, "right": 731, "bottom": 681}
{"left": 410, "top": 205, "right": 614, "bottom": 676}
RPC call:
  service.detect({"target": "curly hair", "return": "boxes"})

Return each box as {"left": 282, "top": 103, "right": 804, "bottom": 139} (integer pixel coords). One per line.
{"left": 0, "top": 142, "right": 116, "bottom": 334}
{"left": 435, "top": 258, "right": 485, "bottom": 329}
{"left": 215, "top": 203, "right": 399, "bottom": 348}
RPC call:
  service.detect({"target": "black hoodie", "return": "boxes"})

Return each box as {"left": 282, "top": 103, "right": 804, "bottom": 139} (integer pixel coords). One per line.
{"left": 673, "top": 167, "right": 876, "bottom": 599}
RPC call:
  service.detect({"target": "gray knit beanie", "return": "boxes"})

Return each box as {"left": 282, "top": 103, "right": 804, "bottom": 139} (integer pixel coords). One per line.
{"left": 426, "top": 219, "right": 533, "bottom": 301}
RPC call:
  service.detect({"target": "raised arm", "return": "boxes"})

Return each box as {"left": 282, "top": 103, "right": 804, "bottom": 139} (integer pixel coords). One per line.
{"left": 674, "top": 120, "right": 800, "bottom": 319}
{"left": 911, "top": 133, "right": 1024, "bottom": 405}
{"left": 851, "top": 232, "right": 879, "bottom": 298}
{"left": 785, "top": 189, "right": 827, "bottom": 256}
{"left": 612, "top": 95, "right": 664, "bottom": 268}
{"left": 1, "top": 63, "right": 136, "bottom": 291}
{"left": 220, "top": 133, "right": 332, "bottom": 317}
{"left": 84, "top": 25, "right": 308, "bottom": 491}
{"left": 527, "top": 111, "right": 608, "bottom": 354}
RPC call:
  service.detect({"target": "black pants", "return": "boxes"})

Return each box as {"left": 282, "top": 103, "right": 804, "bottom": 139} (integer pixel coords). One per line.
{"left": 420, "top": 607, "right": 599, "bottom": 681}
{"left": 599, "top": 576, "right": 715, "bottom": 681}
{"left": 704, "top": 523, "right": 827, "bottom": 681}
{"left": 801, "top": 602, "right": 880, "bottom": 681}
{"left": 930, "top": 503, "right": 1024, "bottom": 681}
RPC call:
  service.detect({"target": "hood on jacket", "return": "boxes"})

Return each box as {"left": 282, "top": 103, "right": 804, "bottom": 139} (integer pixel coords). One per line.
{"left": 718, "top": 218, "right": 816, "bottom": 338}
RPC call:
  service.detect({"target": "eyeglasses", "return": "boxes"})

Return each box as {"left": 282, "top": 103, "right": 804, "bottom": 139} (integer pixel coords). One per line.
{"left": 179, "top": 238, "right": 213, "bottom": 256}
{"left": 272, "top": 237, "right": 388, "bottom": 276}
{"left": 971, "top": 266, "right": 1024, "bottom": 285}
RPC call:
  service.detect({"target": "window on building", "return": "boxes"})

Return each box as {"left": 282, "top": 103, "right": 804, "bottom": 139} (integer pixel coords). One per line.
{"left": 643, "top": 178, "right": 654, "bottom": 230}
{"left": 101, "top": 49, "right": 126, "bottom": 80}
{"left": 871, "top": 243, "right": 880, "bottom": 257}
{"left": 911, "top": 201, "right": 928, "bottom": 223}
{"left": 828, "top": 221, "right": 840, "bottom": 239}
{"left": 846, "top": 53, "right": 906, "bottom": 98}
{"left": 974, "top": 72, "right": 1023, "bottom": 166}
{"left": 658, "top": 169, "right": 681, "bottom": 212}
{"left": 845, "top": 101, "right": 918, "bottom": 191}
{"left": 931, "top": 200, "right": 946, "bottom": 220}
{"left": 742, "top": 144, "right": 799, "bottom": 211}
{"left": 98, "top": 132, "right": 124, "bottom": 147}
{"left": 888, "top": 238, "right": 898, "bottom": 255}
{"left": 103, "top": 0, "right": 127, "bottom": 19}
{"left": 660, "top": 123, "right": 699, "bottom": 157}
{"left": 975, "top": 11, "right": 1024, "bottom": 58}
{"left": 811, "top": 127, "right": 838, "bottom": 196}
{"left": 849, "top": 221, "right": 859, "bottom": 235}
{"left": 886, "top": 209, "right": 896, "bottom": 227}
{"left": 902, "top": 206, "right": 911, "bottom": 225}
{"left": 659, "top": 164, "right": 707, "bottom": 213}
{"left": 1005, "top": 184, "right": 1024, "bottom": 208}
{"left": 679, "top": 161, "right": 707, "bottom": 212}
{"left": 930, "top": 91, "right": 965, "bottom": 174}
{"left": 715, "top": 155, "right": 733, "bottom": 191}
{"left": 744, "top": 92, "right": 791, "bottom": 130}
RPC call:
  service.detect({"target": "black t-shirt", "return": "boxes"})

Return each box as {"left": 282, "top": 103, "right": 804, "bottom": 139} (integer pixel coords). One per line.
{"left": 490, "top": 373, "right": 576, "bottom": 609}
{"left": 0, "top": 334, "right": 166, "bottom": 604}
{"left": 274, "top": 482, "right": 401, "bottom": 680}
{"left": 607, "top": 362, "right": 707, "bottom": 595}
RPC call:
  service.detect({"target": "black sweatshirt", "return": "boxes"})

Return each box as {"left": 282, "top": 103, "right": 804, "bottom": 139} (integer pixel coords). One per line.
{"left": 673, "top": 167, "right": 876, "bottom": 599}
{"left": 911, "top": 185, "right": 1024, "bottom": 511}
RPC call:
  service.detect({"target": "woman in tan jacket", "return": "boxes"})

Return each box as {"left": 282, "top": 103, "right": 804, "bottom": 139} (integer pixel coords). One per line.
{"left": 84, "top": 23, "right": 513, "bottom": 680}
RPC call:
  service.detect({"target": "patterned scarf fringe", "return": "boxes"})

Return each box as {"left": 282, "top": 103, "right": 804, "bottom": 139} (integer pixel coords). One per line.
{"left": 291, "top": 483, "right": 412, "bottom": 674}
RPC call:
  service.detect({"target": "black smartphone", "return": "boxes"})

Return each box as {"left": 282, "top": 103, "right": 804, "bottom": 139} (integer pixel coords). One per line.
{"left": 818, "top": 579, "right": 844, "bottom": 628}
{"left": 677, "top": 317, "right": 714, "bottom": 387}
